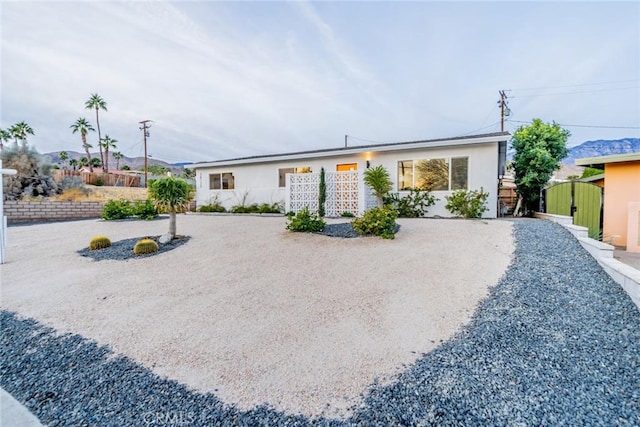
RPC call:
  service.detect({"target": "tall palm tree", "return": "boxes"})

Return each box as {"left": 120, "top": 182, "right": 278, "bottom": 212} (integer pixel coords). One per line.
{"left": 363, "top": 165, "right": 393, "bottom": 207}
{"left": 0, "top": 129, "right": 11, "bottom": 150}
{"left": 9, "top": 121, "right": 35, "bottom": 144}
{"left": 59, "top": 151, "right": 68, "bottom": 169}
{"left": 70, "top": 117, "right": 95, "bottom": 172}
{"left": 112, "top": 151, "right": 123, "bottom": 170}
{"left": 69, "top": 158, "right": 78, "bottom": 171}
{"left": 100, "top": 135, "right": 117, "bottom": 173}
{"left": 85, "top": 93, "right": 107, "bottom": 167}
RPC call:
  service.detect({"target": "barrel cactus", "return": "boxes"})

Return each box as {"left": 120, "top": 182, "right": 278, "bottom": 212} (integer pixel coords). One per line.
{"left": 89, "top": 236, "right": 112, "bottom": 251}
{"left": 133, "top": 238, "right": 159, "bottom": 255}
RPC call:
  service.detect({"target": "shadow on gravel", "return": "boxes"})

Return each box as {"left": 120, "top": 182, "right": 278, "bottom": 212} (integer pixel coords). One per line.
{"left": 2, "top": 220, "right": 639, "bottom": 426}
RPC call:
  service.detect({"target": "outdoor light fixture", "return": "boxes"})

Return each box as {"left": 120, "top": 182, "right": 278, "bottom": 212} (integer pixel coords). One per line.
{"left": 366, "top": 160, "right": 371, "bottom": 168}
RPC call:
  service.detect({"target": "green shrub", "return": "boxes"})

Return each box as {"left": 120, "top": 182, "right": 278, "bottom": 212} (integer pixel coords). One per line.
{"left": 133, "top": 199, "right": 158, "bottom": 220}
{"left": 286, "top": 207, "right": 325, "bottom": 232}
{"left": 445, "top": 188, "right": 490, "bottom": 218}
{"left": 102, "top": 199, "right": 133, "bottom": 220}
{"left": 93, "top": 176, "right": 105, "bottom": 186}
{"left": 352, "top": 206, "right": 398, "bottom": 239}
{"left": 89, "top": 235, "right": 111, "bottom": 250}
{"left": 340, "top": 211, "right": 355, "bottom": 217}
{"left": 258, "top": 202, "right": 283, "bottom": 214}
{"left": 384, "top": 188, "right": 437, "bottom": 218}
{"left": 133, "top": 238, "right": 159, "bottom": 255}
{"left": 199, "top": 204, "right": 226, "bottom": 213}
{"left": 285, "top": 211, "right": 296, "bottom": 219}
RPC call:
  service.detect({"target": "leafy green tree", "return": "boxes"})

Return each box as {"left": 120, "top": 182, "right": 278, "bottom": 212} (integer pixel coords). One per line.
{"left": 363, "top": 164, "right": 393, "bottom": 207}
{"left": 9, "top": 121, "right": 34, "bottom": 144}
{"left": 79, "top": 157, "right": 89, "bottom": 167}
{"left": 146, "top": 164, "right": 170, "bottom": 176}
{"left": 59, "top": 151, "right": 68, "bottom": 169}
{"left": 70, "top": 117, "right": 95, "bottom": 172}
{"left": 90, "top": 157, "right": 102, "bottom": 168}
{"left": 121, "top": 164, "right": 130, "bottom": 171}
{"left": 100, "top": 134, "right": 117, "bottom": 173}
{"left": 512, "top": 119, "right": 569, "bottom": 214}
{"left": 181, "top": 167, "right": 195, "bottom": 179}
{"left": 85, "top": 93, "right": 108, "bottom": 167}
{"left": 581, "top": 167, "right": 604, "bottom": 179}
{"left": 112, "top": 151, "right": 123, "bottom": 170}
{"left": 148, "top": 176, "right": 191, "bottom": 239}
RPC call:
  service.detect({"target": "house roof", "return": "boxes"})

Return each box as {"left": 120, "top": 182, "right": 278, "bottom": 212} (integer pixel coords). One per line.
{"left": 575, "top": 152, "right": 640, "bottom": 169}
{"left": 192, "top": 132, "right": 510, "bottom": 169}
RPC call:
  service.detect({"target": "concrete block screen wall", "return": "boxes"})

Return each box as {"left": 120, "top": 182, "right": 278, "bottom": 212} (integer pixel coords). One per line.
{"left": 4, "top": 201, "right": 104, "bottom": 223}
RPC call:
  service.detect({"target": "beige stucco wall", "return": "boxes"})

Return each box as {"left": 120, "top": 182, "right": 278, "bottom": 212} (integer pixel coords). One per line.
{"left": 603, "top": 161, "right": 640, "bottom": 248}
{"left": 195, "top": 142, "right": 500, "bottom": 218}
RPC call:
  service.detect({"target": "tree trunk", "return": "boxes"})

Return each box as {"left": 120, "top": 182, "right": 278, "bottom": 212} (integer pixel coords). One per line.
{"left": 104, "top": 147, "right": 109, "bottom": 173}
{"left": 82, "top": 136, "right": 93, "bottom": 173}
{"left": 95, "top": 108, "right": 104, "bottom": 168}
{"left": 376, "top": 196, "right": 383, "bottom": 208}
{"left": 169, "top": 210, "right": 176, "bottom": 237}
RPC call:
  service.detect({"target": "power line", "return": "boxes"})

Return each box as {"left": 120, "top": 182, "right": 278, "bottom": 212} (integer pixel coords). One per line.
{"left": 509, "top": 120, "right": 640, "bottom": 130}
{"left": 510, "top": 79, "right": 639, "bottom": 91}
{"left": 510, "top": 86, "right": 639, "bottom": 98}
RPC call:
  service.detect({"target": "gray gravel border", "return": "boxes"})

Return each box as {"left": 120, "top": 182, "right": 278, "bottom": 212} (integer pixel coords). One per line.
{"left": 1, "top": 219, "right": 639, "bottom": 426}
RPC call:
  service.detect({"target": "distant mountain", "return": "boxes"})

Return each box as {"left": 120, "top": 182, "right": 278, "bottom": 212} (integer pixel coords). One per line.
{"left": 561, "top": 138, "right": 640, "bottom": 164}
{"left": 44, "top": 151, "right": 183, "bottom": 173}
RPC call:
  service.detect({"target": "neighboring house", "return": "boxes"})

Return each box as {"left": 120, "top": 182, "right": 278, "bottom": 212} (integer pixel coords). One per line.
{"left": 192, "top": 132, "right": 510, "bottom": 218}
{"left": 576, "top": 153, "right": 640, "bottom": 252}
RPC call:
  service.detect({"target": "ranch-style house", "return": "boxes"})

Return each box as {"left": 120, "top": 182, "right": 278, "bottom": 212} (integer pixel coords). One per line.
{"left": 191, "top": 132, "right": 510, "bottom": 218}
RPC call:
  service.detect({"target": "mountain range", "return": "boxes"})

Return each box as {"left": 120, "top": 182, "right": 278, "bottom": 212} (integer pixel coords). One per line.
{"left": 560, "top": 138, "right": 640, "bottom": 165}
{"left": 44, "top": 151, "right": 188, "bottom": 173}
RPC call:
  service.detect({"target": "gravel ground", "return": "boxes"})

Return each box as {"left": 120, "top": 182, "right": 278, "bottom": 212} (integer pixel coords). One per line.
{"left": 78, "top": 235, "right": 191, "bottom": 261}
{"left": 1, "top": 219, "right": 639, "bottom": 426}
{"left": 317, "top": 222, "right": 400, "bottom": 238}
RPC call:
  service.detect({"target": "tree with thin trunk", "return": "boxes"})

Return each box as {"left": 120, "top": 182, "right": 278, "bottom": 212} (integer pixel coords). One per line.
{"left": 100, "top": 135, "right": 117, "bottom": 173}
{"left": 59, "top": 151, "right": 68, "bottom": 169}
{"left": 69, "top": 158, "right": 78, "bottom": 171}
{"left": 0, "top": 129, "right": 11, "bottom": 150}
{"left": 363, "top": 165, "right": 393, "bottom": 207}
{"left": 85, "top": 93, "right": 107, "bottom": 167}
{"left": 148, "top": 176, "right": 191, "bottom": 240}
{"left": 9, "top": 121, "right": 35, "bottom": 144}
{"left": 70, "top": 117, "right": 95, "bottom": 172}
{"left": 112, "top": 151, "right": 123, "bottom": 170}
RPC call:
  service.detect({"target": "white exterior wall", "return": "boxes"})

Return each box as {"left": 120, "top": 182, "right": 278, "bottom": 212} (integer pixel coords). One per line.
{"left": 195, "top": 141, "right": 500, "bottom": 218}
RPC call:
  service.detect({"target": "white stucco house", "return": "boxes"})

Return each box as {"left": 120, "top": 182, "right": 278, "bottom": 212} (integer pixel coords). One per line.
{"left": 192, "top": 132, "right": 510, "bottom": 218}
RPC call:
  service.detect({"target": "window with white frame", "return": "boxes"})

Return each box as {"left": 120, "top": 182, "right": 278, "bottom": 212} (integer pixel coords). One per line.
{"left": 278, "top": 167, "right": 312, "bottom": 187}
{"left": 209, "top": 172, "right": 235, "bottom": 190}
{"left": 397, "top": 157, "right": 468, "bottom": 191}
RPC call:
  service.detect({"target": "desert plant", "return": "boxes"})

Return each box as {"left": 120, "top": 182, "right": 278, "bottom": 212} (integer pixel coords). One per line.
{"left": 364, "top": 165, "right": 393, "bottom": 207}
{"left": 341, "top": 211, "right": 355, "bottom": 217}
{"left": 133, "top": 238, "right": 159, "bottom": 255}
{"left": 148, "top": 176, "right": 191, "bottom": 239}
{"left": 1, "top": 141, "right": 60, "bottom": 200}
{"left": 445, "top": 188, "right": 490, "bottom": 218}
{"left": 199, "top": 204, "right": 226, "bottom": 213}
{"left": 258, "top": 202, "right": 283, "bottom": 214}
{"left": 89, "top": 235, "right": 111, "bottom": 250}
{"left": 286, "top": 206, "right": 325, "bottom": 232}
{"left": 384, "top": 188, "right": 437, "bottom": 218}
{"left": 133, "top": 199, "right": 158, "bottom": 220}
{"left": 352, "top": 206, "right": 398, "bottom": 239}
{"left": 318, "top": 167, "right": 326, "bottom": 217}
{"left": 102, "top": 199, "right": 133, "bottom": 220}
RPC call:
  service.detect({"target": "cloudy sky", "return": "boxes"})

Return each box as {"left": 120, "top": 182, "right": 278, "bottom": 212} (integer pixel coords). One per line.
{"left": 1, "top": 1, "right": 639, "bottom": 164}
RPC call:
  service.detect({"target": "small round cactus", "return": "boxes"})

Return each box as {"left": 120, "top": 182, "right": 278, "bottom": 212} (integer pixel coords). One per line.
{"left": 133, "top": 238, "right": 159, "bottom": 255}
{"left": 89, "top": 236, "right": 112, "bottom": 251}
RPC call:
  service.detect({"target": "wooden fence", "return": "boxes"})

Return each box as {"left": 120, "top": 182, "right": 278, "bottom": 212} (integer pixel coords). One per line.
{"left": 54, "top": 170, "right": 141, "bottom": 187}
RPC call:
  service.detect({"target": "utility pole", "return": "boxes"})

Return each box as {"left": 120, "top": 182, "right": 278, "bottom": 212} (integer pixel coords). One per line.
{"left": 344, "top": 134, "right": 348, "bottom": 148}
{"left": 498, "top": 90, "right": 511, "bottom": 132}
{"left": 139, "top": 120, "right": 152, "bottom": 188}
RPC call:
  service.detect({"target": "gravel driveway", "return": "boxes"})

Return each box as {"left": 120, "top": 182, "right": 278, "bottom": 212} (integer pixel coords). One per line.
{"left": 1, "top": 217, "right": 639, "bottom": 426}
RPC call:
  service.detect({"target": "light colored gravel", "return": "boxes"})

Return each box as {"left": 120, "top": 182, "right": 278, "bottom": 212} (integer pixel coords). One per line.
{"left": 0, "top": 215, "right": 514, "bottom": 418}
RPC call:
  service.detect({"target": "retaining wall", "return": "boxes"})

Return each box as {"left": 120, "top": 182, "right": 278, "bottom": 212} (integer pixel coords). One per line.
{"left": 534, "top": 212, "right": 640, "bottom": 310}
{"left": 4, "top": 201, "right": 104, "bottom": 223}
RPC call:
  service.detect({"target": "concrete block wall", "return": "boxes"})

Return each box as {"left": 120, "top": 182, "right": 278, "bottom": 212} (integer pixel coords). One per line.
{"left": 4, "top": 201, "right": 104, "bottom": 223}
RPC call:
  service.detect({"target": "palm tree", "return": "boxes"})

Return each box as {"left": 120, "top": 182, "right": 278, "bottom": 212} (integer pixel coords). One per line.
{"left": 70, "top": 117, "right": 95, "bottom": 172}
{"left": 78, "top": 157, "right": 89, "bottom": 167}
{"left": 69, "top": 158, "right": 78, "bottom": 171}
{"left": 148, "top": 176, "right": 191, "bottom": 240}
{"left": 112, "top": 151, "right": 123, "bottom": 170}
{"left": 9, "top": 121, "right": 35, "bottom": 144}
{"left": 363, "top": 165, "right": 393, "bottom": 207}
{"left": 59, "top": 151, "right": 68, "bottom": 169}
{"left": 0, "top": 129, "right": 11, "bottom": 150}
{"left": 85, "top": 93, "right": 107, "bottom": 167}
{"left": 100, "top": 135, "right": 117, "bottom": 173}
